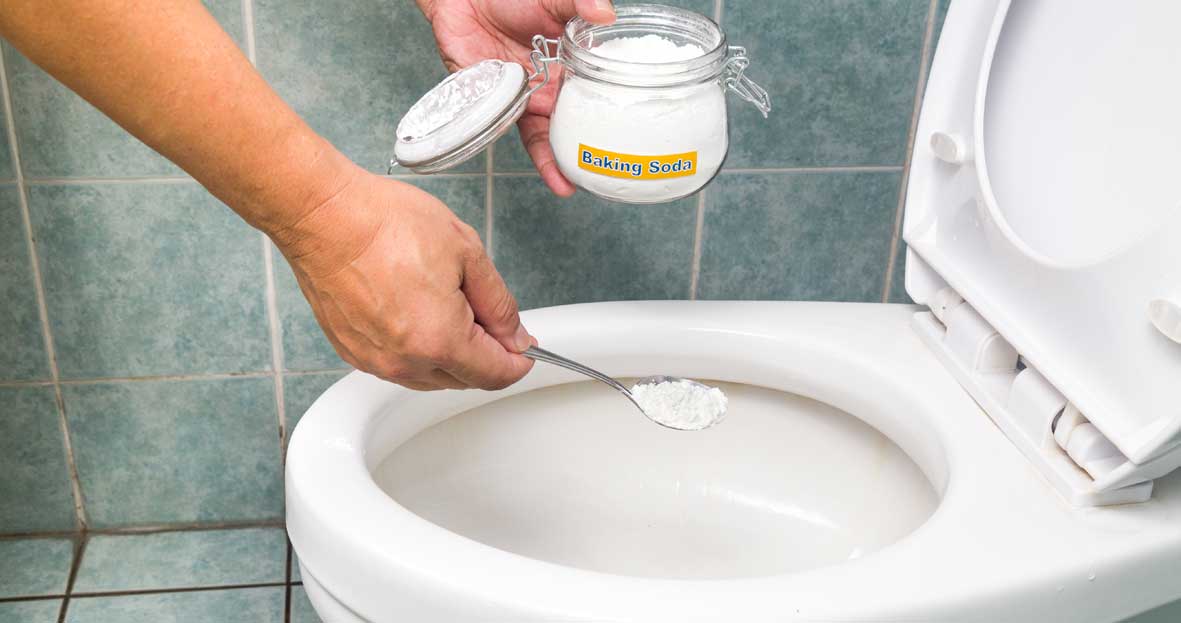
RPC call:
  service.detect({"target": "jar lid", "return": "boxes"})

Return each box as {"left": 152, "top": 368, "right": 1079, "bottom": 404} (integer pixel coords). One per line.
{"left": 393, "top": 59, "right": 531, "bottom": 173}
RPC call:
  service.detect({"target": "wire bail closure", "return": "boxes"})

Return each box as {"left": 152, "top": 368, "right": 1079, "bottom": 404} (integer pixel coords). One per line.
{"left": 528, "top": 35, "right": 561, "bottom": 96}
{"left": 723, "top": 46, "right": 771, "bottom": 118}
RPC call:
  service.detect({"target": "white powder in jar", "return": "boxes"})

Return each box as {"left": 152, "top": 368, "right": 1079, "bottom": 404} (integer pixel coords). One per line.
{"left": 589, "top": 34, "right": 705, "bottom": 63}
{"left": 549, "top": 35, "right": 728, "bottom": 203}
{"left": 630, "top": 379, "right": 728, "bottom": 430}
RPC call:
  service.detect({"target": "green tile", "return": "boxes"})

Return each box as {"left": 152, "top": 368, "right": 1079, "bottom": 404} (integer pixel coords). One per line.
{"left": 3, "top": 1, "right": 244, "bottom": 178}
{"left": 288, "top": 585, "right": 322, "bottom": 623}
{"left": 254, "top": 0, "right": 483, "bottom": 174}
{"left": 63, "top": 378, "right": 282, "bottom": 527}
{"left": 0, "top": 599, "right": 61, "bottom": 623}
{"left": 0, "top": 538, "right": 73, "bottom": 598}
{"left": 492, "top": 127, "right": 534, "bottom": 173}
{"left": 627, "top": 0, "right": 715, "bottom": 15}
{"left": 74, "top": 528, "right": 286, "bottom": 592}
{"left": 888, "top": 239, "right": 913, "bottom": 304}
{"left": 284, "top": 373, "right": 348, "bottom": 445}
{"left": 934, "top": 0, "right": 952, "bottom": 52}
{"left": 698, "top": 172, "right": 900, "bottom": 302}
{"left": 0, "top": 387, "right": 75, "bottom": 533}
{"left": 0, "top": 126, "right": 12, "bottom": 180}
{"left": 291, "top": 550, "right": 302, "bottom": 582}
{"left": 29, "top": 183, "right": 270, "bottom": 379}
{"left": 492, "top": 177, "right": 696, "bottom": 310}
{"left": 275, "top": 177, "right": 485, "bottom": 370}
{"left": 723, "top": 0, "right": 928, "bottom": 168}
{"left": 64, "top": 587, "right": 284, "bottom": 623}
{"left": 0, "top": 185, "right": 48, "bottom": 381}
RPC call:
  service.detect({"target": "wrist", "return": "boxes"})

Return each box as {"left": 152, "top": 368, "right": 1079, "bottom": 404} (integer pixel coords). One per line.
{"left": 234, "top": 124, "right": 361, "bottom": 245}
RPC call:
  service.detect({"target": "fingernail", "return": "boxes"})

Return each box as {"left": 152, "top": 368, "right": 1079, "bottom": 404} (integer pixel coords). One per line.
{"left": 514, "top": 325, "right": 533, "bottom": 352}
{"left": 595, "top": 0, "right": 614, "bottom": 13}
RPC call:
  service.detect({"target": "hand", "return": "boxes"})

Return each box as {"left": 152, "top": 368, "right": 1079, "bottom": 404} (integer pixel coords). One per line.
{"left": 416, "top": 0, "right": 616, "bottom": 196}
{"left": 272, "top": 166, "right": 535, "bottom": 391}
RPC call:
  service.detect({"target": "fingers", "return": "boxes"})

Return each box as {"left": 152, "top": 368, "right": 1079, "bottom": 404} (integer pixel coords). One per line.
{"left": 461, "top": 243, "right": 532, "bottom": 354}
{"left": 397, "top": 370, "right": 469, "bottom": 392}
{"left": 545, "top": 0, "right": 616, "bottom": 25}
{"left": 442, "top": 313, "right": 536, "bottom": 390}
{"left": 519, "top": 115, "right": 577, "bottom": 197}
{"left": 576, "top": 0, "right": 617, "bottom": 24}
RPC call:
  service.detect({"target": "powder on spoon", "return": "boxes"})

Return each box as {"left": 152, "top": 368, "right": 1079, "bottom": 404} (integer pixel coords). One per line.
{"left": 630, "top": 379, "right": 728, "bottom": 430}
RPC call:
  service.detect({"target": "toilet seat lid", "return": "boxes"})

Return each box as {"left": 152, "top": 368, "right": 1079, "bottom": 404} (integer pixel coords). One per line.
{"left": 903, "top": 1, "right": 1181, "bottom": 476}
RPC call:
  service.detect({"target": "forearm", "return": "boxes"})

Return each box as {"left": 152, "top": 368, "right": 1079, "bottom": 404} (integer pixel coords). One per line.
{"left": 0, "top": 0, "right": 354, "bottom": 237}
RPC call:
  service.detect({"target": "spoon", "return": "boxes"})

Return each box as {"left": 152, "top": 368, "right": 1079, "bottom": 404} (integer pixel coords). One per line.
{"left": 522, "top": 345, "right": 725, "bottom": 431}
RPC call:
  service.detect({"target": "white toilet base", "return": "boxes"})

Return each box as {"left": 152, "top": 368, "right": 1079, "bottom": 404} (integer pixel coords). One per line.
{"left": 286, "top": 302, "right": 1181, "bottom": 623}
{"left": 302, "top": 567, "right": 365, "bottom": 623}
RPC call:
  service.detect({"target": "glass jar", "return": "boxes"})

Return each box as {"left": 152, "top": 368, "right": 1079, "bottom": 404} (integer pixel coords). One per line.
{"left": 392, "top": 4, "right": 769, "bottom": 204}
{"left": 542, "top": 4, "right": 770, "bottom": 203}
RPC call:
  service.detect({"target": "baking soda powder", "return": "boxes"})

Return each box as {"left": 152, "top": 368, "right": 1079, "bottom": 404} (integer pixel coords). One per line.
{"left": 631, "top": 379, "right": 728, "bottom": 430}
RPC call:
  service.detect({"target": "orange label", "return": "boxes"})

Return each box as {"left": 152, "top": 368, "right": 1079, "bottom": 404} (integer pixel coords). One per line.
{"left": 577, "top": 144, "right": 698, "bottom": 180}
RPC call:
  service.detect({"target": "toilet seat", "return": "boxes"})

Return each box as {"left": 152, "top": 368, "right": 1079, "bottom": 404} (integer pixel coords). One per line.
{"left": 287, "top": 302, "right": 1181, "bottom": 622}
{"left": 903, "top": 0, "right": 1181, "bottom": 505}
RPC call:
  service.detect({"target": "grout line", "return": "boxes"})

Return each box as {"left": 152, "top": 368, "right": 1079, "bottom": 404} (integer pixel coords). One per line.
{"left": 56, "top": 535, "right": 87, "bottom": 623}
{"left": 688, "top": 191, "right": 706, "bottom": 300}
{"left": 487, "top": 167, "right": 905, "bottom": 178}
{"left": 0, "top": 520, "right": 289, "bottom": 545}
{"left": 880, "top": 0, "right": 939, "bottom": 303}
{"left": 253, "top": 0, "right": 287, "bottom": 478}
{"left": 0, "top": 368, "right": 351, "bottom": 390}
{"left": 484, "top": 146, "right": 495, "bottom": 259}
{"left": 69, "top": 582, "right": 288, "bottom": 600}
{"left": 262, "top": 241, "right": 289, "bottom": 463}
{"left": 282, "top": 367, "right": 351, "bottom": 377}
{"left": 83, "top": 519, "right": 285, "bottom": 537}
{"left": 687, "top": 0, "right": 723, "bottom": 300}
{"left": 721, "top": 165, "right": 903, "bottom": 175}
{"left": 384, "top": 171, "right": 486, "bottom": 180}
{"left": 284, "top": 542, "right": 293, "bottom": 623}
{"left": 0, "top": 595, "right": 66, "bottom": 604}
{"left": 241, "top": 0, "right": 258, "bottom": 65}
{"left": 55, "top": 370, "right": 275, "bottom": 386}
{"left": 488, "top": 171, "right": 541, "bottom": 178}
{"left": 25, "top": 176, "right": 195, "bottom": 186}
{"left": 0, "top": 379, "right": 55, "bottom": 388}
{"left": 0, "top": 531, "right": 78, "bottom": 541}
{"left": 0, "top": 45, "right": 89, "bottom": 534}
{"left": 17, "top": 167, "right": 907, "bottom": 185}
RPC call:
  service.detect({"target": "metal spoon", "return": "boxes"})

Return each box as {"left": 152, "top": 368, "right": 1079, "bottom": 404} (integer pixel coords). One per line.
{"left": 522, "top": 345, "right": 724, "bottom": 431}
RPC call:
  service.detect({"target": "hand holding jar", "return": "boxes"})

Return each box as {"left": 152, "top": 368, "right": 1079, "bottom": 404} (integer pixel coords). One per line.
{"left": 400, "top": 2, "right": 771, "bottom": 204}
{"left": 413, "top": 0, "right": 618, "bottom": 196}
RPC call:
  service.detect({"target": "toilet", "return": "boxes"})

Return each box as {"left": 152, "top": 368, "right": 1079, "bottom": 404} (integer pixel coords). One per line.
{"left": 285, "top": 1, "right": 1181, "bottom": 621}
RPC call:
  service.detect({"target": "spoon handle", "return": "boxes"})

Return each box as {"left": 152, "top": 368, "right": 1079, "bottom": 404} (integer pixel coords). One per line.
{"left": 523, "top": 346, "right": 636, "bottom": 401}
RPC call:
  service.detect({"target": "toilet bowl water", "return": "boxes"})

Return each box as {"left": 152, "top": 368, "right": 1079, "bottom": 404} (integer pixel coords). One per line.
{"left": 376, "top": 380, "right": 937, "bottom": 579}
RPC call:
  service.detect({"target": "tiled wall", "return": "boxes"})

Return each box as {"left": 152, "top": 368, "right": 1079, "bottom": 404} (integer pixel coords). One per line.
{"left": 0, "top": 0, "right": 949, "bottom": 538}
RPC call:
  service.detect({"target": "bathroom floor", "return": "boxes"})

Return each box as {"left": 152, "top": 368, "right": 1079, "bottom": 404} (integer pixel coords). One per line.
{"left": 0, "top": 526, "right": 320, "bottom": 622}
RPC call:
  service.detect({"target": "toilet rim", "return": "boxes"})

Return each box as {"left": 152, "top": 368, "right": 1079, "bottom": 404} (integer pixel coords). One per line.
{"left": 285, "top": 302, "right": 1001, "bottom": 618}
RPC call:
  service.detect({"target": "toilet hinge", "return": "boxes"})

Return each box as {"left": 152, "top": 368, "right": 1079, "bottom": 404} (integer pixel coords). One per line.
{"left": 911, "top": 288, "right": 1155, "bottom": 506}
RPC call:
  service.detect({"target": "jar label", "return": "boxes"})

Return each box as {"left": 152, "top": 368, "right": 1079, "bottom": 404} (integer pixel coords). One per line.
{"left": 578, "top": 144, "right": 698, "bottom": 181}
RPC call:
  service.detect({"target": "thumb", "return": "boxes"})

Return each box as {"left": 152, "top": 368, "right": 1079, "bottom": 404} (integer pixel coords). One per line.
{"left": 461, "top": 247, "right": 533, "bottom": 353}
{"left": 546, "top": 0, "right": 616, "bottom": 26}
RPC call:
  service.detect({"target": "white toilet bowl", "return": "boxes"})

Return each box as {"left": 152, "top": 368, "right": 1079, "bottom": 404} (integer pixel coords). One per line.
{"left": 287, "top": 1, "right": 1181, "bottom": 620}
{"left": 286, "top": 302, "right": 1181, "bottom": 622}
